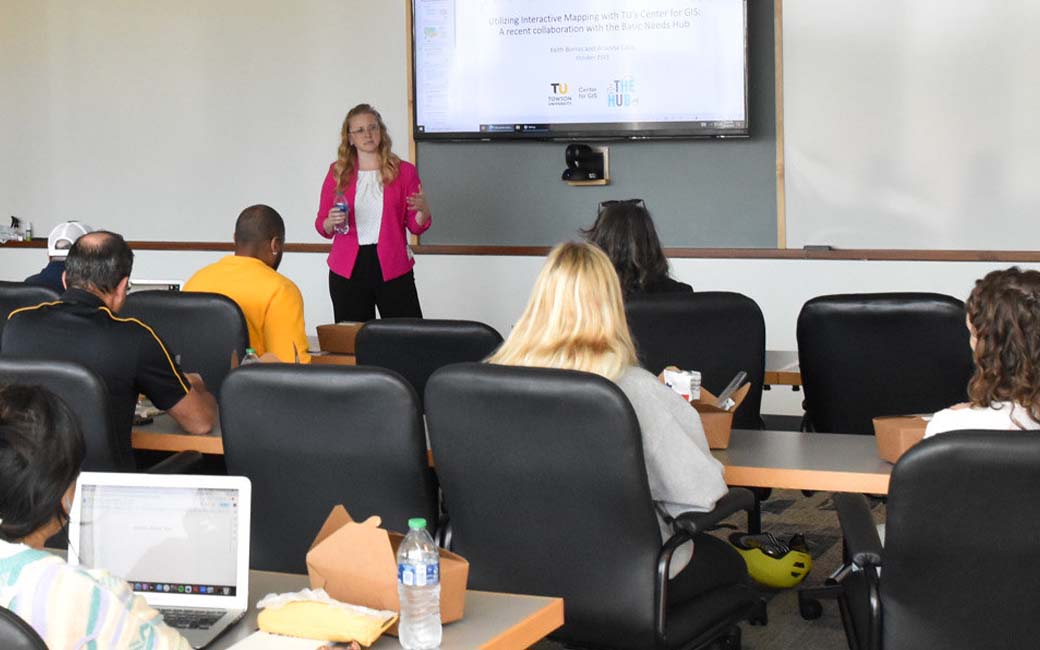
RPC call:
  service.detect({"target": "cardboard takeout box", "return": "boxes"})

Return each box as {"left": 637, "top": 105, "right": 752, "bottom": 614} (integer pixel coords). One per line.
{"left": 316, "top": 323, "right": 363, "bottom": 354}
{"left": 872, "top": 415, "right": 928, "bottom": 463}
{"left": 692, "top": 384, "right": 750, "bottom": 449}
{"left": 306, "top": 506, "right": 468, "bottom": 634}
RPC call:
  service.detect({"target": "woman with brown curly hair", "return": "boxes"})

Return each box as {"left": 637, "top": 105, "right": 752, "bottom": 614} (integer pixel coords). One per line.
{"left": 315, "top": 103, "right": 431, "bottom": 322}
{"left": 925, "top": 267, "right": 1040, "bottom": 436}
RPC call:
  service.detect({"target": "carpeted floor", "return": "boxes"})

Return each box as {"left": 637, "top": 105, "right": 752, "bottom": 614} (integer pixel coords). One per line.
{"left": 531, "top": 489, "right": 886, "bottom": 650}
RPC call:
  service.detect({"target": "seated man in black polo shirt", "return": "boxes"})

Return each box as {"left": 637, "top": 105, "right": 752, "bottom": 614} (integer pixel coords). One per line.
{"left": 1, "top": 231, "right": 217, "bottom": 437}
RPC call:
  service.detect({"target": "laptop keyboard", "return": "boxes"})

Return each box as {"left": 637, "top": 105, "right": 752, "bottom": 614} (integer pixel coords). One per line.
{"left": 157, "top": 608, "right": 226, "bottom": 630}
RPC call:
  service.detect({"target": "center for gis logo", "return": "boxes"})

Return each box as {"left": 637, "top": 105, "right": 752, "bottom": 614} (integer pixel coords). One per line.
{"left": 608, "top": 78, "right": 637, "bottom": 108}
{"left": 550, "top": 82, "right": 569, "bottom": 95}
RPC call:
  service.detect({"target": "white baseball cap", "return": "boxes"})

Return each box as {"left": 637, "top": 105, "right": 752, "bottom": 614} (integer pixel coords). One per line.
{"left": 48, "top": 221, "right": 94, "bottom": 258}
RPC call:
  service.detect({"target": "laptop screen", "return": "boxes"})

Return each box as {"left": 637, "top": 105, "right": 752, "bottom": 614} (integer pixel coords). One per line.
{"left": 75, "top": 484, "right": 241, "bottom": 597}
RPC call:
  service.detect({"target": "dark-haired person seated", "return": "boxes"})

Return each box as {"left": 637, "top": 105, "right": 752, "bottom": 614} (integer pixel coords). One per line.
{"left": 0, "top": 384, "right": 190, "bottom": 649}
{"left": 926, "top": 267, "right": 1040, "bottom": 436}
{"left": 582, "top": 199, "right": 692, "bottom": 299}
{"left": 1, "top": 231, "right": 217, "bottom": 437}
{"left": 184, "top": 204, "right": 311, "bottom": 363}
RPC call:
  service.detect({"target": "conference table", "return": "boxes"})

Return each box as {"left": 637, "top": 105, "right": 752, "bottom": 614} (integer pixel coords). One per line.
{"left": 764, "top": 349, "right": 801, "bottom": 387}
{"left": 213, "top": 571, "right": 564, "bottom": 650}
{"left": 133, "top": 418, "right": 892, "bottom": 495}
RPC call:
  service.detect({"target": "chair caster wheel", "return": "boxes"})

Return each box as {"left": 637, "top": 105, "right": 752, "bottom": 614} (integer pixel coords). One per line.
{"left": 798, "top": 595, "right": 823, "bottom": 620}
{"left": 719, "top": 625, "right": 742, "bottom": 650}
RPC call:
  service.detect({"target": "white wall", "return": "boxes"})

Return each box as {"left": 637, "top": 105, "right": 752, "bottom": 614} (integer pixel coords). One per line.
{"left": 0, "top": 0, "right": 410, "bottom": 243}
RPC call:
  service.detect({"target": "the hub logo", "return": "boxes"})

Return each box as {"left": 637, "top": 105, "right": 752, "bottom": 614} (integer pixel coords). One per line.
{"left": 608, "top": 78, "right": 637, "bottom": 108}
{"left": 550, "top": 82, "right": 569, "bottom": 95}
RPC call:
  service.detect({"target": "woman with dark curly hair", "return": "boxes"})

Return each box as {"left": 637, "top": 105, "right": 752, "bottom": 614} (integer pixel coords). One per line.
{"left": 581, "top": 199, "right": 691, "bottom": 299}
{"left": 925, "top": 267, "right": 1040, "bottom": 436}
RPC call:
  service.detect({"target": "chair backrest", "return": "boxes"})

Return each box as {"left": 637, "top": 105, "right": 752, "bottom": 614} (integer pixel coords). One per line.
{"left": 0, "top": 282, "right": 60, "bottom": 351}
{"left": 354, "top": 318, "right": 503, "bottom": 409}
{"left": 426, "top": 363, "right": 662, "bottom": 649}
{"left": 797, "top": 293, "right": 973, "bottom": 434}
{"left": 220, "top": 363, "right": 437, "bottom": 573}
{"left": 0, "top": 607, "right": 48, "bottom": 650}
{"left": 881, "top": 430, "right": 1040, "bottom": 649}
{"left": 121, "top": 291, "right": 247, "bottom": 396}
{"left": 0, "top": 357, "right": 131, "bottom": 471}
{"left": 625, "top": 292, "right": 766, "bottom": 430}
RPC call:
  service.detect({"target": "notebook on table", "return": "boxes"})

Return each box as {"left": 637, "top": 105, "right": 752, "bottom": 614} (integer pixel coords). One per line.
{"left": 68, "top": 472, "right": 252, "bottom": 649}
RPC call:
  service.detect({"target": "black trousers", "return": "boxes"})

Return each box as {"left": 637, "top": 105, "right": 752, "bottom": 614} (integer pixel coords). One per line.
{"left": 667, "top": 534, "right": 749, "bottom": 606}
{"left": 329, "top": 245, "right": 422, "bottom": 322}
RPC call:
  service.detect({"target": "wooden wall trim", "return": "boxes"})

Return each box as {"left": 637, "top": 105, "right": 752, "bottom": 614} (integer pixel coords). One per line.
{"left": 5, "top": 240, "right": 1040, "bottom": 262}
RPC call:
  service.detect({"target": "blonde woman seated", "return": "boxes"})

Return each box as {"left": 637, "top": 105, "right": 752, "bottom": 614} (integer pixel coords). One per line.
{"left": 488, "top": 242, "right": 740, "bottom": 603}
{"left": 926, "top": 267, "right": 1040, "bottom": 436}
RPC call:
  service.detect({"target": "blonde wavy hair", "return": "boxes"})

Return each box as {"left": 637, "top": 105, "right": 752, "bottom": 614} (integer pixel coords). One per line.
{"left": 488, "top": 241, "right": 638, "bottom": 380}
{"left": 334, "top": 103, "right": 400, "bottom": 192}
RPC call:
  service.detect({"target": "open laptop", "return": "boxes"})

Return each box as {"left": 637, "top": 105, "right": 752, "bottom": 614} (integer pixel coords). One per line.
{"left": 68, "top": 472, "right": 252, "bottom": 648}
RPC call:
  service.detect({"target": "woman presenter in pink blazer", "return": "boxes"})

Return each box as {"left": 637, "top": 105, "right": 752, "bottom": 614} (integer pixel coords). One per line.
{"left": 315, "top": 103, "right": 431, "bottom": 322}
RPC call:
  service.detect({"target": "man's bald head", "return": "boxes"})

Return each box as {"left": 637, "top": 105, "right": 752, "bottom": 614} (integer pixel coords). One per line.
{"left": 65, "top": 231, "right": 134, "bottom": 294}
{"left": 234, "top": 205, "right": 285, "bottom": 246}
{"left": 233, "top": 205, "right": 285, "bottom": 270}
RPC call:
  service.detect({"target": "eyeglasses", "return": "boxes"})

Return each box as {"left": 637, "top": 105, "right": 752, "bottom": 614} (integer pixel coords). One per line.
{"left": 598, "top": 198, "right": 646, "bottom": 213}
{"left": 349, "top": 124, "right": 380, "bottom": 136}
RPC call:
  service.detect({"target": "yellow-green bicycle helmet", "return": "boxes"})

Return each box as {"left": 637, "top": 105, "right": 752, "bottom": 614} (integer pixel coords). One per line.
{"left": 729, "top": 532, "right": 812, "bottom": 589}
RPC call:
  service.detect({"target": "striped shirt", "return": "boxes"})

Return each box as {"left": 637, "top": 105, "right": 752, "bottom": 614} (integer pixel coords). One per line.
{"left": 0, "top": 540, "right": 189, "bottom": 650}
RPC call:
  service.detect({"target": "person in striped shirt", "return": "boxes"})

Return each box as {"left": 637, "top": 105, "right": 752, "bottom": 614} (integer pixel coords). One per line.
{"left": 0, "top": 384, "right": 189, "bottom": 649}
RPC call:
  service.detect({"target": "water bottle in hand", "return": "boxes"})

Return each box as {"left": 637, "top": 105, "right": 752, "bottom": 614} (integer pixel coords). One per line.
{"left": 333, "top": 192, "right": 350, "bottom": 235}
{"left": 397, "top": 518, "right": 441, "bottom": 650}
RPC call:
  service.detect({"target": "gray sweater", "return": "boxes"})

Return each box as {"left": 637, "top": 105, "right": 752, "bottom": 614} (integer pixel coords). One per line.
{"left": 615, "top": 366, "right": 729, "bottom": 575}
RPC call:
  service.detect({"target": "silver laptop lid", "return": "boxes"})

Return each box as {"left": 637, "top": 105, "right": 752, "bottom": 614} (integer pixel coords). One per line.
{"left": 68, "top": 472, "right": 251, "bottom": 610}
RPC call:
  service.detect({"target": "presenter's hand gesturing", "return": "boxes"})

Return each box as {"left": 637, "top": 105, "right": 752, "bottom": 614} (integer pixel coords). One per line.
{"left": 407, "top": 184, "right": 431, "bottom": 225}
{"left": 323, "top": 205, "right": 348, "bottom": 235}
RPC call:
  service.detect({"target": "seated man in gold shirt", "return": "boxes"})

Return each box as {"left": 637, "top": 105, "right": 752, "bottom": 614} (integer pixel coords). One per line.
{"left": 185, "top": 205, "right": 311, "bottom": 363}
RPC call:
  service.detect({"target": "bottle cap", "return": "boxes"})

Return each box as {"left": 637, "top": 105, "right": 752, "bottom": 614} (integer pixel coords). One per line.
{"left": 407, "top": 518, "right": 427, "bottom": 530}
{"left": 245, "top": 348, "right": 256, "bottom": 354}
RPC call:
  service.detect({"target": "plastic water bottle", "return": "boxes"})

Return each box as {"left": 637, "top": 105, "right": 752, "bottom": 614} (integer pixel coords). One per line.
{"left": 333, "top": 192, "right": 350, "bottom": 235}
{"left": 241, "top": 348, "right": 260, "bottom": 365}
{"left": 397, "top": 518, "right": 441, "bottom": 649}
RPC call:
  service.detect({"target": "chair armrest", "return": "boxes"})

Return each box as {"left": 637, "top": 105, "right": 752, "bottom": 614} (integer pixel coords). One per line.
{"left": 654, "top": 529, "right": 693, "bottom": 646}
{"left": 146, "top": 451, "right": 204, "bottom": 474}
{"left": 671, "top": 487, "right": 757, "bottom": 536}
{"left": 833, "top": 492, "right": 883, "bottom": 568}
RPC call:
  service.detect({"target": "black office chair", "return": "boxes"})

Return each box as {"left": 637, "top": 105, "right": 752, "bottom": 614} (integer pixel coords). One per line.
{"left": 831, "top": 430, "right": 1040, "bottom": 650}
{"left": 0, "top": 607, "right": 47, "bottom": 650}
{"left": 426, "top": 363, "right": 764, "bottom": 650}
{"left": 0, "top": 281, "right": 60, "bottom": 351}
{"left": 0, "top": 358, "right": 201, "bottom": 474}
{"left": 797, "top": 293, "right": 973, "bottom": 434}
{"left": 354, "top": 318, "right": 503, "bottom": 410}
{"left": 626, "top": 292, "right": 766, "bottom": 430}
{"left": 121, "top": 291, "right": 247, "bottom": 397}
{"left": 220, "top": 363, "right": 438, "bottom": 573}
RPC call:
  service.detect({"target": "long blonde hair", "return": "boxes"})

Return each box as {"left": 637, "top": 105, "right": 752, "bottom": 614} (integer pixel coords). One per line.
{"left": 489, "top": 241, "right": 638, "bottom": 380}
{"left": 334, "top": 103, "right": 400, "bottom": 191}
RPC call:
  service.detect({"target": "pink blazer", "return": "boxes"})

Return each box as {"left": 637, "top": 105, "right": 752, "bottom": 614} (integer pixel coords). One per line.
{"left": 314, "top": 160, "right": 431, "bottom": 281}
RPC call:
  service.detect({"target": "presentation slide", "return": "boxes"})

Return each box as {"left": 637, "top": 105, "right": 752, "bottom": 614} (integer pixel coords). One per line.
{"left": 78, "top": 486, "right": 240, "bottom": 588}
{"left": 414, "top": 0, "right": 747, "bottom": 137}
